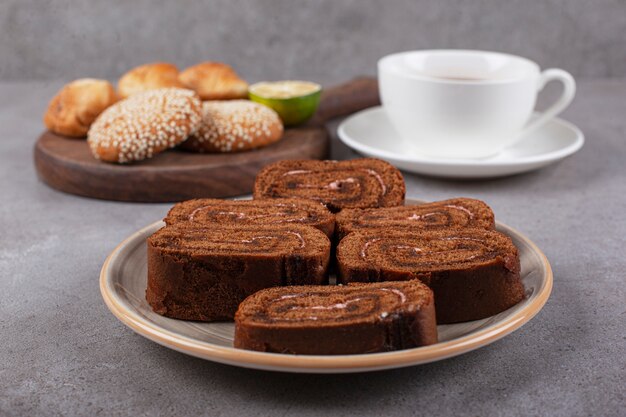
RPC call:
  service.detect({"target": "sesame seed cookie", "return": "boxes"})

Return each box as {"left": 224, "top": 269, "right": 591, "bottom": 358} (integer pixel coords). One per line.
{"left": 181, "top": 100, "right": 283, "bottom": 153}
{"left": 87, "top": 88, "right": 202, "bottom": 163}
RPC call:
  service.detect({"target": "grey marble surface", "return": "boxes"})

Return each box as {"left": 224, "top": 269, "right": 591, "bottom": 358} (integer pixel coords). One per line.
{"left": 1, "top": 0, "right": 625, "bottom": 82}
{"left": 0, "top": 78, "right": 625, "bottom": 416}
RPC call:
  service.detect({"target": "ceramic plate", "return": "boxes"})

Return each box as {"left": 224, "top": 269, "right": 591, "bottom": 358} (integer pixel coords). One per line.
{"left": 100, "top": 199, "right": 552, "bottom": 373}
{"left": 337, "top": 106, "right": 584, "bottom": 178}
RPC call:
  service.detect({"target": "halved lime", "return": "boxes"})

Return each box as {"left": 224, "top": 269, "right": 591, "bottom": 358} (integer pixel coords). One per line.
{"left": 249, "top": 81, "right": 322, "bottom": 126}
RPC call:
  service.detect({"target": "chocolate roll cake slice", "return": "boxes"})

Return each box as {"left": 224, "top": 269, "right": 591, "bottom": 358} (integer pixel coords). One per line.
{"left": 337, "top": 228, "right": 523, "bottom": 324}
{"left": 335, "top": 198, "right": 495, "bottom": 241}
{"left": 234, "top": 280, "right": 437, "bottom": 354}
{"left": 164, "top": 198, "right": 335, "bottom": 238}
{"left": 147, "top": 224, "right": 330, "bottom": 321}
{"left": 253, "top": 158, "right": 405, "bottom": 212}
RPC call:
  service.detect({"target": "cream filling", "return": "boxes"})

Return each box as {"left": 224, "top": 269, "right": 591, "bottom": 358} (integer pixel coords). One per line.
{"left": 266, "top": 287, "right": 408, "bottom": 321}
{"left": 280, "top": 169, "right": 387, "bottom": 195}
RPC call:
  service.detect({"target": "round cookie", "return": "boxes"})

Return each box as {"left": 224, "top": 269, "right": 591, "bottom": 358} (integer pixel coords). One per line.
{"left": 179, "top": 62, "right": 248, "bottom": 100}
{"left": 44, "top": 78, "right": 117, "bottom": 137}
{"left": 181, "top": 100, "right": 283, "bottom": 153}
{"left": 117, "top": 62, "right": 184, "bottom": 99}
{"left": 87, "top": 88, "right": 202, "bottom": 163}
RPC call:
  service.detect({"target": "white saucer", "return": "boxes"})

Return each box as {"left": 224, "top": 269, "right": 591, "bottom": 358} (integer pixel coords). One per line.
{"left": 337, "top": 106, "right": 584, "bottom": 179}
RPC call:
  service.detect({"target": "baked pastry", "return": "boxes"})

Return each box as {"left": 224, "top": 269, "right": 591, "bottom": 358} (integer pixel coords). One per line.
{"left": 117, "top": 62, "right": 184, "bottom": 99}
{"left": 147, "top": 224, "right": 331, "bottom": 321}
{"left": 87, "top": 88, "right": 202, "bottom": 163}
{"left": 164, "top": 198, "right": 335, "bottom": 238}
{"left": 253, "top": 158, "right": 406, "bottom": 212}
{"left": 179, "top": 62, "right": 248, "bottom": 100}
{"left": 180, "top": 100, "right": 283, "bottom": 153}
{"left": 234, "top": 280, "right": 437, "bottom": 354}
{"left": 335, "top": 198, "right": 495, "bottom": 241}
{"left": 337, "top": 228, "right": 524, "bottom": 324}
{"left": 43, "top": 78, "right": 117, "bottom": 137}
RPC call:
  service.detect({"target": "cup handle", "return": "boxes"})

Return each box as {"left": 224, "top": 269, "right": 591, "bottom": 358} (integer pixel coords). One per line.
{"left": 516, "top": 68, "right": 576, "bottom": 141}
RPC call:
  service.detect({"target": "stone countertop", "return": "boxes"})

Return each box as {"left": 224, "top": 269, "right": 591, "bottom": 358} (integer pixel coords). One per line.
{"left": 0, "top": 79, "right": 624, "bottom": 417}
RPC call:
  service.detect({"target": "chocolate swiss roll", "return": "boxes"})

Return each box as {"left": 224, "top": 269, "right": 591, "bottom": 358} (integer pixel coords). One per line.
{"left": 234, "top": 280, "right": 437, "bottom": 354}
{"left": 337, "top": 229, "right": 524, "bottom": 324}
{"left": 335, "top": 198, "right": 495, "bottom": 241}
{"left": 253, "top": 158, "right": 405, "bottom": 212}
{"left": 164, "top": 198, "right": 335, "bottom": 239}
{"left": 147, "top": 224, "right": 331, "bottom": 321}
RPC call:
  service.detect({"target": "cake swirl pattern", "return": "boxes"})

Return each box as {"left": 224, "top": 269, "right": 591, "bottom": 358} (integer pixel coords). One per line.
{"left": 164, "top": 198, "right": 335, "bottom": 238}
{"left": 337, "top": 228, "right": 524, "bottom": 324}
{"left": 253, "top": 158, "right": 405, "bottom": 212}
{"left": 234, "top": 281, "right": 438, "bottom": 354}
{"left": 359, "top": 235, "right": 494, "bottom": 267}
{"left": 153, "top": 228, "right": 307, "bottom": 253}
{"left": 336, "top": 198, "right": 495, "bottom": 240}
{"left": 254, "top": 286, "right": 408, "bottom": 323}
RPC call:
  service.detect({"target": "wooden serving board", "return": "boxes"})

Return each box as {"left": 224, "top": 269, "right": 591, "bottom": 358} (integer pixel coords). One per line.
{"left": 34, "top": 77, "right": 379, "bottom": 203}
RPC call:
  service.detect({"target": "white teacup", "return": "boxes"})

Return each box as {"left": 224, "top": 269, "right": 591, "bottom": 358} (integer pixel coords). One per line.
{"left": 378, "top": 50, "right": 576, "bottom": 159}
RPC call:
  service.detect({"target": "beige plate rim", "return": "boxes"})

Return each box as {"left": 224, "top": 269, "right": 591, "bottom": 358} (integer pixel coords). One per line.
{"left": 100, "top": 201, "right": 553, "bottom": 373}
